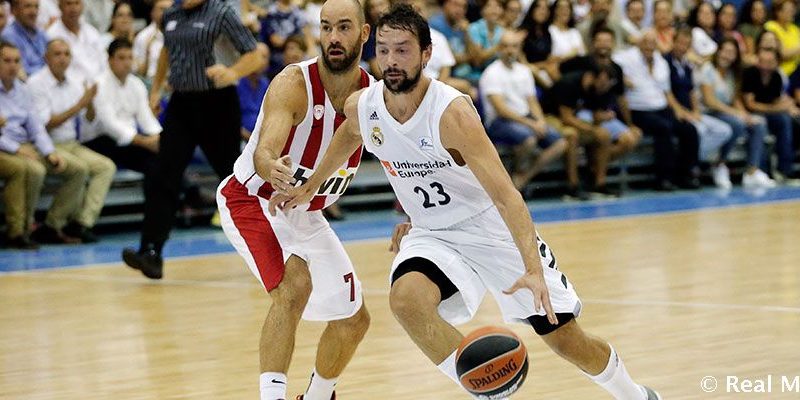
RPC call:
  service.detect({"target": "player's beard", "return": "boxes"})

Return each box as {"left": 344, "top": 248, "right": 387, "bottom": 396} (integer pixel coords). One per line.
{"left": 321, "top": 42, "right": 361, "bottom": 74}
{"left": 383, "top": 65, "right": 422, "bottom": 93}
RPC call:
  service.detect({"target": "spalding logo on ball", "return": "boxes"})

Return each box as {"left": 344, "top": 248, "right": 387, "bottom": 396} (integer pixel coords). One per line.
{"left": 456, "top": 326, "right": 529, "bottom": 399}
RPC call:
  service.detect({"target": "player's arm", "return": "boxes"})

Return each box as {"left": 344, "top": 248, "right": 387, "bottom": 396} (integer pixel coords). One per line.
{"left": 276, "top": 89, "right": 366, "bottom": 213}
{"left": 253, "top": 66, "right": 307, "bottom": 191}
{"left": 439, "top": 97, "right": 558, "bottom": 325}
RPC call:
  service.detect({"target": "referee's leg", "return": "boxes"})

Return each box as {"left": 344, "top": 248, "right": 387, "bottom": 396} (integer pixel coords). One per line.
{"left": 199, "top": 86, "right": 242, "bottom": 179}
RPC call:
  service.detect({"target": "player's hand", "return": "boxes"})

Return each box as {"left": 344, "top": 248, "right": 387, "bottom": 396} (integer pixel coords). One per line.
{"left": 503, "top": 270, "right": 558, "bottom": 325}
{"left": 281, "top": 182, "right": 317, "bottom": 211}
{"left": 389, "top": 222, "right": 412, "bottom": 253}
{"left": 267, "top": 191, "right": 292, "bottom": 216}
{"left": 206, "top": 64, "right": 239, "bottom": 88}
{"left": 268, "top": 155, "right": 295, "bottom": 192}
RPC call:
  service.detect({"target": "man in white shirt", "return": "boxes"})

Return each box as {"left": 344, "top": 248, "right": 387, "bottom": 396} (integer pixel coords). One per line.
{"left": 27, "top": 38, "right": 116, "bottom": 242}
{"left": 480, "top": 31, "right": 582, "bottom": 198}
{"left": 84, "top": 38, "right": 161, "bottom": 175}
{"left": 613, "top": 30, "right": 700, "bottom": 191}
{"left": 133, "top": 0, "right": 172, "bottom": 81}
{"left": 46, "top": 0, "right": 105, "bottom": 83}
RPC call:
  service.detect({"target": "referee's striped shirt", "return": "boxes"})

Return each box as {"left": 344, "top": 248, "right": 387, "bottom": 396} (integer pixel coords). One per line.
{"left": 161, "top": 0, "right": 257, "bottom": 92}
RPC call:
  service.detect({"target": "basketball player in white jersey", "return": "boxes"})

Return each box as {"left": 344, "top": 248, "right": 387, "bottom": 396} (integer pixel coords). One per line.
{"left": 215, "top": 0, "right": 372, "bottom": 399}
{"left": 276, "top": 4, "right": 661, "bottom": 399}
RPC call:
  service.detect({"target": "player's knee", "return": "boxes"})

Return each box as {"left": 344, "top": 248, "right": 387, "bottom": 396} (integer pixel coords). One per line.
{"left": 389, "top": 276, "right": 435, "bottom": 323}
{"left": 271, "top": 270, "right": 313, "bottom": 314}
{"left": 335, "top": 305, "right": 371, "bottom": 337}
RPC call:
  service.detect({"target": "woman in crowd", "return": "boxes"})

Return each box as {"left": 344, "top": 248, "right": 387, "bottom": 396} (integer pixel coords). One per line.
{"left": 764, "top": 0, "right": 800, "bottom": 75}
{"left": 688, "top": 2, "right": 718, "bottom": 64}
{"left": 520, "top": 0, "right": 557, "bottom": 87}
{"left": 100, "top": 1, "right": 135, "bottom": 52}
{"left": 654, "top": 0, "right": 676, "bottom": 54}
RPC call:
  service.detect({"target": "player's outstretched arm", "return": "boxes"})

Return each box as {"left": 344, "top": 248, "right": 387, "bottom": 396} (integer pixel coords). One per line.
{"left": 253, "top": 66, "right": 308, "bottom": 192}
{"left": 439, "top": 97, "right": 558, "bottom": 325}
{"left": 275, "top": 89, "right": 367, "bottom": 213}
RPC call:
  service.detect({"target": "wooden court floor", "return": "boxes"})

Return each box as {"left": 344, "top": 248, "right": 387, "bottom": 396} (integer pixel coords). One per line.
{"left": 1, "top": 202, "right": 799, "bottom": 399}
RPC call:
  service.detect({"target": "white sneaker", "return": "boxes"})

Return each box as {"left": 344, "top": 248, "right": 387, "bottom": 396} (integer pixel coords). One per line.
{"left": 712, "top": 164, "right": 732, "bottom": 189}
{"left": 743, "top": 169, "right": 777, "bottom": 189}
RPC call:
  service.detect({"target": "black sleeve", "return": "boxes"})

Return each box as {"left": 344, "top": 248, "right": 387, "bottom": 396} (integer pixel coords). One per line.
{"left": 611, "top": 63, "right": 624, "bottom": 96}
{"left": 741, "top": 67, "right": 758, "bottom": 94}
{"left": 553, "top": 78, "right": 580, "bottom": 109}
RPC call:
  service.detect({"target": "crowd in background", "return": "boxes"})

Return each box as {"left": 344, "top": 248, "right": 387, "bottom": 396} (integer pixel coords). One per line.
{"left": 1, "top": 0, "right": 799, "bottom": 248}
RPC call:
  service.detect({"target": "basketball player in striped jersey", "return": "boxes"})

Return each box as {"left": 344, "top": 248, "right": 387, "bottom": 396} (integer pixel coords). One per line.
{"left": 276, "top": 5, "right": 661, "bottom": 399}
{"left": 215, "top": 0, "right": 372, "bottom": 399}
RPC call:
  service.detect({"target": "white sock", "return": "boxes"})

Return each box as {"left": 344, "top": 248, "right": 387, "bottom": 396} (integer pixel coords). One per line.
{"left": 260, "top": 372, "right": 287, "bottom": 400}
{"left": 437, "top": 351, "right": 509, "bottom": 400}
{"left": 304, "top": 369, "right": 337, "bottom": 400}
{"left": 584, "top": 345, "right": 647, "bottom": 400}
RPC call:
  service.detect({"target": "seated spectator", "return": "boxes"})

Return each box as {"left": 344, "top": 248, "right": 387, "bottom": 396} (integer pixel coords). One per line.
{"left": 82, "top": 0, "right": 112, "bottom": 32}
{"left": 261, "top": 0, "right": 312, "bottom": 77}
{"left": 28, "top": 38, "right": 116, "bottom": 242}
{"left": 457, "top": 0, "right": 504, "bottom": 84}
{"left": 282, "top": 34, "right": 307, "bottom": 66}
{"left": 502, "top": 0, "right": 522, "bottom": 29}
{"left": 47, "top": 0, "right": 105, "bottom": 83}
{"left": 132, "top": 0, "right": 172, "bottom": 82}
{"left": 237, "top": 64, "right": 269, "bottom": 141}
{"left": 83, "top": 39, "right": 161, "bottom": 175}
{"left": 576, "top": 0, "right": 620, "bottom": 49}
{"left": 0, "top": 41, "right": 87, "bottom": 247}
{"left": 620, "top": 0, "right": 646, "bottom": 48}
{"left": 764, "top": 0, "right": 800, "bottom": 76}
{"left": 715, "top": 4, "right": 747, "bottom": 56}
{"left": 698, "top": 39, "right": 775, "bottom": 189}
{"left": 99, "top": 1, "right": 134, "bottom": 54}
{"left": 362, "top": 0, "right": 389, "bottom": 79}
{"left": 613, "top": 30, "right": 700, "bottom": 191}
{"left": 429, "top": 0, "right": 472, "bottom": 85}
{"left": 1, "top": 0, "right": 47, "bottom": 78}
{"left": 480, "top": 32, "right": 581, "bottom": 198}
{"left": 547, "top": 0, "right": 585, "bottom": 75}
{"left": 520, "top": 0, "right": 557, "bottom": 87}
{"left": 653, "top": 0, "right": 675, "bottom": 54}
{"left": 688, "top": 2, "right": 718, "bottom": 66}
{"left": 561, "top": 27, "right": 640, "bottom": 150}
{"left": 739, "top": 0, "right": 768, "bottom": 58}
{"left": 665, "top": 28, "right": 733, "bottom": 175}
{"left": 791, "top": 65, "right": 800, "bottom": 105}
{"left": 742, "top": 47, "right": 800, "bottom": 181}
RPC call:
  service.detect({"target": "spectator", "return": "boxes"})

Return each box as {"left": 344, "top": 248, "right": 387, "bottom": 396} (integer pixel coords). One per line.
{"left": 361, "top": 0, "right": 389, "bottom": 78}
{"left": 520, "top": 0, "right": 556, "bottom": 87}
{"left": 28, "top": 38, "right": 116, "bottom": 242}
{"left": 133, "top": 0, "right": 172, "bottom": 82}
{"left": 614, "top": 30, "right": 700, "bottom": 190}
{"left": 429, "top": 0, "right": 471, "bottom": 83}
{"left": 548, "top": 0, "right": 585, "bottom": 71}
{"left": 715, "top": 4, "right": 746, "bottom": 56}
{"left": 2, "top": 0, "right": 48, "bottom": 77}
{"left": 620, "top": 0, "right": 646, "bottom": 48}
{"left": 0, "top": 41, "right": 86, "bottom": 247}
{"left": 688, "top": 2, "right": 718, "bottom": 65}
{"left": 561, "top": 27, "right": 639, "bottom": 141}
{"left": 0, "top": 1, "right": 8, "bottom": 33}
{"left": 665, "top": 29, "right": 733, "bottom": 179}
{"left": 47, "top": 0, "right": 105, "bottom": 83}
{"left": 502, "top": 0, "right": 522, "bottom": 29}
{"left": 742, "top": 47, "right": 799, "bottom": 181}
{"left": 82, "top": 0, "right": 112, "bottom": 32}
{"left": 84, "top": 39, "right": 161, "bottom": 172}
{"left": 99, "top": 1, "right": 134, "bottom": 53}
{"left": 764, "top": 0, "right": 800, "bottom": 76}
{"left": 237, "top": 63, "right": 268, "bottom": 141}
{"left": 282, "top": 34, "right": 307, "bottom": 66}
{"left": 576, "top": 0, "right": 620, "bottom": 49}
{"left": 653, "top": 0, "right": 675, "bottom": 54}
{"left": 616, "top": 0, "right": 654, "bottom": 29}
{"left": 35, "top": 0, "right": 58, "bottom": 30}
{"left": 261, "top": 0, "right": 312, "bottom": 77}
{"left": 459, "top": 0, "right": 504, "bottom": 83}
{"left": 698, "top": 38, "right": 775, "bottom": 189}
{"left": 791, "top": 65, "right": 800, "bottom": 105}
{"left": 480, "top": 31, "right": 580, "bottom": 197}
{"left": 739, "top": 0, "right": 768, "bottom": 58}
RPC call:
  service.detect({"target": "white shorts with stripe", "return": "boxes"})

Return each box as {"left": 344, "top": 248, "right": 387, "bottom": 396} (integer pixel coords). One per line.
{"left": 391, "top": 206, "right": 582, "bottom": 326}
{"left": 217, "top": 175, "right": 363, "bottom": 321}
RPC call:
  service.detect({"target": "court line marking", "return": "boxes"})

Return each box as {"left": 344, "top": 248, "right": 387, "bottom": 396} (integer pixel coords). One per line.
{"left": 6, "top": 271, "right": 800, "bottom": 314}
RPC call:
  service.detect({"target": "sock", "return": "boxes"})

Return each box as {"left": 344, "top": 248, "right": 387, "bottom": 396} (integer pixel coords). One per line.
{"left": 584, "top": 344, "right": 647, "bottom": 400}
{"left": 436, "top": 351, "right": 509, "bottom": 400}
{"left": 304, "top": 369, "right": 337, "bottom": 400}
{"left": 260, "top": 372, "right": 287, "bottom": 400}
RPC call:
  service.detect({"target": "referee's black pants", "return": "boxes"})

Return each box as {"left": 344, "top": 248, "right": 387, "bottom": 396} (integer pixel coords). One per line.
{"left": 140, "top": 86, "right": 241, "bottom": 253}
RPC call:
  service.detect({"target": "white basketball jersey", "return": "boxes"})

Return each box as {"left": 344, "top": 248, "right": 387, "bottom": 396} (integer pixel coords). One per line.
{"left": 233, "top": 58, "right": 372, "bottom": 211}
{"left": 358, "top": 80, "right": 494, "bottom": 229}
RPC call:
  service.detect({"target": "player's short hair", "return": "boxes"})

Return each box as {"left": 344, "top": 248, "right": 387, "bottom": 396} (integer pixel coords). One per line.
{"left": 375, "top": 3, "right": 432, "bottom": 51}
{"left": 108, "top": 38, "right": 133, "bottom": 57}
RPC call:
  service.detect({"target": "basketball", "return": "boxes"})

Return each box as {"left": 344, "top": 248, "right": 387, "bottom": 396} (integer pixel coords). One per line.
{"left": 455, "top": 326, "right": 529, "bottom": 399}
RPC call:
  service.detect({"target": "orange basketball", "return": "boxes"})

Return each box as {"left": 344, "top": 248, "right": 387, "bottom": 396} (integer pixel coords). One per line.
{"left": 455, "top": 326, "right": 529, "bottom": 399}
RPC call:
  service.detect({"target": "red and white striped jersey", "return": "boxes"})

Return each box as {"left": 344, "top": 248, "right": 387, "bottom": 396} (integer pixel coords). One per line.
{"left": 233, "top": 58, "right": 372, "bottom": 211}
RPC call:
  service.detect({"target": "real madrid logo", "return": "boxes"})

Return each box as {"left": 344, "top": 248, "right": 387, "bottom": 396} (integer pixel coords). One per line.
{"left": 313, "top": 104, "right": 325, "bottom": 120}
{"left": 370, "top": 126, "right": 384, "bottom": 147}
